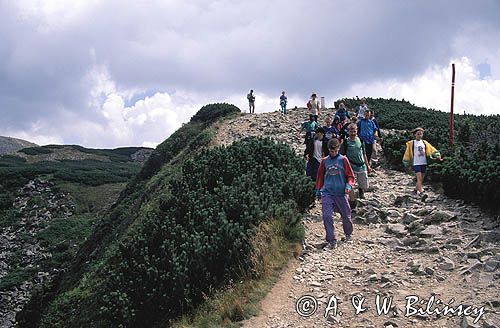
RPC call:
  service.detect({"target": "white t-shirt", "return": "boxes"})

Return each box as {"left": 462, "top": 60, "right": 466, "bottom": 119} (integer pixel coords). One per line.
{"left": 309, "top": 99, "right": 320, "bottom": 115}
{"left": 413, "top": 140, "right": 427, "bottom": 165}
{"left": 314, "top": 139, "right": 323, "bottom": 162}
{"left": 357, "top": 105, "right": 368, "bottom": 119}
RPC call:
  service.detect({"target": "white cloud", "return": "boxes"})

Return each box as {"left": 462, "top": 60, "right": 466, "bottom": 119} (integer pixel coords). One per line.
{"left": 342, "top": 57, "right": 500, "bottom": 115}
{"left": 1, "top": 1, "right": 500, "bottom": 147}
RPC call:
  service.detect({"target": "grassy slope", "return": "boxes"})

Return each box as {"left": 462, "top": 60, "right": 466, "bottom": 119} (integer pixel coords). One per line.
{"left": 18, "top": 104, "right": 242, "bottom": 327}
{"left": 0, "top": 148, "right": 148, "bottom": 318}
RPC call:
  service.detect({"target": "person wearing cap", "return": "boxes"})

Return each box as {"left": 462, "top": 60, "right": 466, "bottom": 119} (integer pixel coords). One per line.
{"left": 304, "top": 127, "right": 327, "bottom": 182}
{"left": 315, "top": 138, "right": 355, "bottom": 249}
{"left": 247, "top": 89, "right": 255, "bottom": 114}
{"left": 403, "top": 127, "right": 443, "bottom": 197}
{"left": 280, "top": 91, "right": 288, "bottom": 114}
{"left": 307, "top": 92, "right": 321, "bottom": 122}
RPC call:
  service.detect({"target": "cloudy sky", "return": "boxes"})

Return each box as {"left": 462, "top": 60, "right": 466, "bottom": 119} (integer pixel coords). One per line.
{"left": 1, "top": 0, "right": 499, "bottom": 148}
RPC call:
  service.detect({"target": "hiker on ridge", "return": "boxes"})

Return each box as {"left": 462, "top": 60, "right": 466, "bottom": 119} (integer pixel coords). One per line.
{"left": 280, "top": 91, "right": 288, "bottom": 114}
{"left": 335, "top": 102, "right": 350, "bottom": 125}
{"left": 340, "top": 123, "right": 371, "bottom": 202}
{"left": 307, "top": 92, "right": 321, "bottom": 122}
{"left": 247, "top": 89, "right": 255, "bottom": 114}
{"left": 356, "top": 97, "right": 369, "bottom": 120}
{"left": 301, "top": 116, "right": 318, "bottom": 145}
{"left": 322, "top": 115, "right": 339, "bottom": 144}
{"left": 357, "top": 109, "right": 378, "bottom": 163}
{"left": 403, "top": 127, "right": 442, "bottom": 198}
{"left": 304, "top": 127, "right": 327, "bottom": 182}
{"left": 315, "top": 138, "right": 355, "bottom": 249}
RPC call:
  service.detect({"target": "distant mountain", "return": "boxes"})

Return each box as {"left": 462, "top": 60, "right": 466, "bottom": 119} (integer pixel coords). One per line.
{"left": 0, "top": 136, "right": 38, "bottom": 154}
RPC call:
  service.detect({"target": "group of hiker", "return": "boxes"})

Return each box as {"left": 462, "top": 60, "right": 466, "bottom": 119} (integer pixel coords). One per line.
{"left": 246, "top": 90, "right": 442, "bottom": 249}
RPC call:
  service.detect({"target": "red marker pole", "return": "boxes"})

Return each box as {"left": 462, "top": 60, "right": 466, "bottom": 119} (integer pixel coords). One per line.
{"left": 450, "top": 63, "right": 455, "bottom": 146}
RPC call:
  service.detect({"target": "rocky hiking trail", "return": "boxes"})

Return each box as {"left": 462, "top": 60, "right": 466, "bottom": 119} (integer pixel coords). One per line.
{"left": 214, "top": 109, "right": 500, "bottom": 328}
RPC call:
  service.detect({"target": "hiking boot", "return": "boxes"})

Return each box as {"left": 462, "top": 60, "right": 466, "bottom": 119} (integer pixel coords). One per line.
{"left": 358, "top": 189, "right": 365, "bottom": 199}
{"left": 420, "top": 192, "right": 428, "bottom": 202}
{"left": 345, "top": 235, "right": 353, "bottom": 243}
{"left": 323, "top": 241, "right": 337, "bottom": 250}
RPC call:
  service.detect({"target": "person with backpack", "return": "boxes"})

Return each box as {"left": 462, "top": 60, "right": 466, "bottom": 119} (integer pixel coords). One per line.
{"left": 307, "top": 92, "right": 321, "bottom": 122}
{"left": 247, "top": 89, "right": 255, "bottom": 114}
{"left": 300, "top": 116, "right": 318, "bottom": 145}
{"left": 340, "top": 123, "right": 371, "bottom": 201}
{"left": 403, "top": 127, "right": 443, "bottom": 197}
{"left": 280, "top": 91, "right": 288, "bottom": 114}
{"left": 315, "top": 138, "right": 355, "bottom": 249}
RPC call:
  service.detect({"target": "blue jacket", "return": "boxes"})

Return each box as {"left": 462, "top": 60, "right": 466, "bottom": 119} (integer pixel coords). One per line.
{"left": 357, "top": 119, "right": 377, "bottom": 144}
{"left": 335, "top": 108, "right": 350, "bottom": 122}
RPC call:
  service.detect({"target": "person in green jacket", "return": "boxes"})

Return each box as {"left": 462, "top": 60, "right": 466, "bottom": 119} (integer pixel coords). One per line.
{"left": 403, "top": 127, "right": 442, "bottom": 196}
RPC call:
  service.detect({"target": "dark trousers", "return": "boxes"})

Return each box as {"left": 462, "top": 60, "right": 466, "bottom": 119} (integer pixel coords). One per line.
{"left": 309, "top": 114, "right": 318, "bottom": 122}
{"left": 306, "top": 158, "right": 320, "bottom": 181}
{"left": 364, "top": 143, "right": 374, "bottom": 162}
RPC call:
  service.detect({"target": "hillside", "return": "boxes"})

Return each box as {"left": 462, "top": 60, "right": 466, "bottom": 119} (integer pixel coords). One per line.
{"left": 17, "top": 103, "right": 314, "bottom": 327}
{"left": 0, "top": 136, "right": 38, "bottom": 154}
{"left": 0, "top": 144, "right": 153, "bottom": 327}
{"left": 11, "top": 99, "right": 500, "bottom": 327}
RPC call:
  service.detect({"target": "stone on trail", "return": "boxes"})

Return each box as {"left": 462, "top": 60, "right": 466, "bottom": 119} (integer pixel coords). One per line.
{"left": 401, "top": 236, "right": 419, "bottom": 246}
{"left": 385, "top": 223, "right": 407, "bottom": 236}
{"left": 422, "top": 210, "right": 457, "bottom": 224}
{"left": 459, "top": 259, "right": 483, "bottom": 275}
{"left": 419, "top": 225, "right": 443, "bottom": 238}
{"left": 309, "top": 281, "right": 322, "bottom": 287}
{"left": 460, "top": 316, "right": 480, "bottom": 328}
{"left": 481, "top": 231, "right": 500, "bottom": 243}
{"left": 401, "top": 212, "right": 420, "bottom": 225}
{"left": 439, "top": 257, "right": 455, "bottom": 271}
{"left": 483, "top": 259, "right": 499, "bottom": 272}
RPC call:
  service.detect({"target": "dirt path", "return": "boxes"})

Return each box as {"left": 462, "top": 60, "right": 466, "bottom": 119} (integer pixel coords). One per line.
{"left": 215, "top": 110, "right": 499, "bottom": 328}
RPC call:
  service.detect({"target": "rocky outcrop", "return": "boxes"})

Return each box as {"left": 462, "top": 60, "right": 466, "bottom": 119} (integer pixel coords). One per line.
{"left": 130, "top": 148, "right": 154, "bottom": 163}
{"left": 0, "top": 136, "right": 38, "bottom": 155}
{"left": 0, "top": 179, "right": 75, "bottom": 327}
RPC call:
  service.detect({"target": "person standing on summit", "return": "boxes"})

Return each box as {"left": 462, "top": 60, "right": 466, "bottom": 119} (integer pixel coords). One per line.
{"left": 280, "top": 91, "right": 288, "bottom": 114}
{"left": 307, "top": 92, "right": 321, "bottom": 122}
{"left": 247, "top": 89, "right": 255, "bottom": 114}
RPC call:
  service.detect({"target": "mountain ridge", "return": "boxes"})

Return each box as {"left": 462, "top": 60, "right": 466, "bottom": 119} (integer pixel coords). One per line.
{"left": 0, "top": 136, "right": 38, "bottom": 154}
{"left": 11, "top": 100, "right": 500, "bottom": 328}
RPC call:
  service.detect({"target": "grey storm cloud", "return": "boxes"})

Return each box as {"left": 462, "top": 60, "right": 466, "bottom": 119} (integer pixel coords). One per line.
{"left": 0, "top": 0, "right": 499, "bottom": 145}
